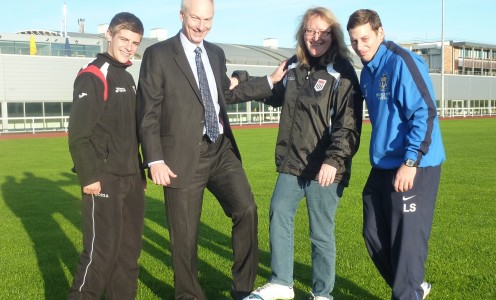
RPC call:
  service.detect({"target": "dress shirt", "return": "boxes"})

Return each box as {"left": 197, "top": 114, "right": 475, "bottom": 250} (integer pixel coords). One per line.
{"left": 149, "top": 33, "right": 224, "bottom": 167}
{"left": 180, "top": 32, "right": 223, "bottom": 135}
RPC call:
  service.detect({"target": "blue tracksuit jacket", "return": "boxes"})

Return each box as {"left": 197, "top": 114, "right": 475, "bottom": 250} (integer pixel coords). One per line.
{"left": 360, "top": 41, "right": 445, "bottom": 169}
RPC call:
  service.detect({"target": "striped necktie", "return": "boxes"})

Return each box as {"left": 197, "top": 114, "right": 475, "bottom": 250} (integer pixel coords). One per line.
{"left": 194, "top": 47, "right": 219, "bottom": 142}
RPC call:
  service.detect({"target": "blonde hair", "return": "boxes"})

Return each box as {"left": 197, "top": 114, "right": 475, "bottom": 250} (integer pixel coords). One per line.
{"left": 295, "top": 7, "right": 350, "bottom": 66}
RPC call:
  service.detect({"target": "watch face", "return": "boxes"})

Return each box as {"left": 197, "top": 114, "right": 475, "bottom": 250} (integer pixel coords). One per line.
{"left": 405, "top": 159, "right": 415, "bottom": 167}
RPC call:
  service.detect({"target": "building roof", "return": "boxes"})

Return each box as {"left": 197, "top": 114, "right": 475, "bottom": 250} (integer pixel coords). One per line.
{"left": 2, "top": 29, "right": 364, "bottom": 68}
{"left": 410, "top": 40, "right": 496, "bottom": 50}
{"left": 16, "top": 30, "right": 61, "bottom": 36}
{"left": 451, "top": 41, "right": 496, "bottom": 49}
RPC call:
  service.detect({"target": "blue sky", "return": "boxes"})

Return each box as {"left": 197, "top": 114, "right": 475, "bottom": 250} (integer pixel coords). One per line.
{"left": 1, "top": 0, "right": 494, "bottom": 48}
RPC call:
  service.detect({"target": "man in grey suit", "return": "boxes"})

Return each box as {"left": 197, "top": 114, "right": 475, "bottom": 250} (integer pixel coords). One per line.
{"left": 137, "top": 0, "right": 286, "bottom": 299}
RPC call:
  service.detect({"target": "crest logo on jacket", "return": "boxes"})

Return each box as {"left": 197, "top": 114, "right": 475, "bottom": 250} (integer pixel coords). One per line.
{"left": 115, "top": 87, "right": 127, "bottom": 93}
{"left": 314, "top": 79, "right": 327, "bottom": 91}
{"left": 377, "top": 73, "right": 390, "bottom": 100}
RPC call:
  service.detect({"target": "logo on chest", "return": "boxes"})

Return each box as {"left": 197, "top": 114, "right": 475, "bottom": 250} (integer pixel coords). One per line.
{"left": 115, "top": 87, "right": 127, "bottom": 93}
{"left": 314, "top": 79, "right": 327, "bottom": 92}
{"left": 376, "top": 73, "right": 391, "bottom": 100}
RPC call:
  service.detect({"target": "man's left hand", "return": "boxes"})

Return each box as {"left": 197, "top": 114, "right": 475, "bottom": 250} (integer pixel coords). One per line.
{"left": 394, "top": 164, "right": 417, "bottom": 192}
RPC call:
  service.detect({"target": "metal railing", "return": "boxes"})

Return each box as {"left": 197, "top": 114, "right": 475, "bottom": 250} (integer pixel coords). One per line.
{"left": 226, "top": 111, "right": 280, "bottom": 126}
{"left": 0, "top": 114, "right": 280, "bottom": 134}
{"left": 1, "top": 108, "right": 494, "bottom": 135}
{"left": 0, "top": 116, "right": 69, "bottom": 134}
{"left": 442, "top": 107, "right": 495, "bottom": 118}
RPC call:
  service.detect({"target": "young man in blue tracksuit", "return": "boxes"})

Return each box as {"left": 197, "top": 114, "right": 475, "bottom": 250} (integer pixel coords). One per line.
{"left": 347, "top": 9, "right": 445, "bottom": 300}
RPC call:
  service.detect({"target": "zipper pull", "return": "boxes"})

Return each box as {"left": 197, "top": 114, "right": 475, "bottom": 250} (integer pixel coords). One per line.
{"left": 306, "top": 70, "right": 310, "bottom": 80}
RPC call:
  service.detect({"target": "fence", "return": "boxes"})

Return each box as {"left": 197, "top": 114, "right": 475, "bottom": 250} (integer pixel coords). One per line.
{"left": 0, "top": 116, "right": 69, "bottom": 134}
{"left": 0, "top": 108, "right": 494, "bottom": 135}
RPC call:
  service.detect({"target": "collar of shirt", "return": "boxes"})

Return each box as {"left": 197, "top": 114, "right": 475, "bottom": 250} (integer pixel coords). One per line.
{"left": 179, "top": 31, "right": 223, "bottom": 134}
{"left": 180, "top": 31, "right": 205, "bottom": 58}
{"left": 179, "top": 31, "right": 213, "bottom": 87}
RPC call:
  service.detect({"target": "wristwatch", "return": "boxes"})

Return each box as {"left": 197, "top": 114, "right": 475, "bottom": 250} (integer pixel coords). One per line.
{"left": 404, "top": 159, "right": 417, "bottom": 167}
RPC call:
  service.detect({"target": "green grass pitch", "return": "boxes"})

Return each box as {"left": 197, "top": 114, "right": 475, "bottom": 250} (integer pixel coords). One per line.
{"left": 0, "top": 118, "right": 495, "bottom": 299}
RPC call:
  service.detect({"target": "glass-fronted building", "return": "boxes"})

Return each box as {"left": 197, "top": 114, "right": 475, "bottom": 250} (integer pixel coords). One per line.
{"left": 0, "top": 30, "right": 295, "bottom": 132}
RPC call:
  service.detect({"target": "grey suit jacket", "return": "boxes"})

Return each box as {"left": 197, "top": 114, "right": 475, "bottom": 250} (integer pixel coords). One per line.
{"left": 137, "top": 32, "right": 272, "bottom": 188}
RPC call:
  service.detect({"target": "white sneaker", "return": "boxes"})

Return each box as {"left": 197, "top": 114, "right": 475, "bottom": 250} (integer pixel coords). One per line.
{"left": 243, "top": 283, "right": 295, "bottom": 300}
{"left": 421, "top": 282, "right": 431, "bottom": 299}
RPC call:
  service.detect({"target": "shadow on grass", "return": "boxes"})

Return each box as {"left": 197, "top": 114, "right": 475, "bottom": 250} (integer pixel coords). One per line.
{"left": 141, "top": 193, "right": 380, "bottom": 300}
{"left": 236, "top": 228, "right": 381, "bottom": 300}
{"left": 2, "top": 173, "right": 379, "bottom": 299}
{"left": 2, "top": 172, "right": 81, "bottom": 300}
{"left": 140, "top": 194, "right": 235, "bottom": 299}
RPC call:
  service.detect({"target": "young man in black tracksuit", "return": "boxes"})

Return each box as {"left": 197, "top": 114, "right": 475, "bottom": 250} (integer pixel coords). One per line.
{"left": 67, "top": 12, "right": 145, "bottom": 300}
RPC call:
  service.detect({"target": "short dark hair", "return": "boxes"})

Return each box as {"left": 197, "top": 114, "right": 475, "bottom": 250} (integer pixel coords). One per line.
{"left": 108, "top": 12, "right": 144, "bottom": 37}
{"left": 346, "top": 9, "right": 382, "bottom": 32}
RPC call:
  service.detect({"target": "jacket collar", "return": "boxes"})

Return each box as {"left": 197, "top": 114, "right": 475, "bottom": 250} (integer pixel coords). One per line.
{"left": 97, "top": 52, "right": 132, "bottom": 68}
{"left": 363, "top": 41, "right": 389, "bottom": 74}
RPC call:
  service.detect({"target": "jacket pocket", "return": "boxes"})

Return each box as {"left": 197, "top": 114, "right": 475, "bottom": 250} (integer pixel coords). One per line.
{"left": 90, "top": 133, "right": 110, "bottom": 163}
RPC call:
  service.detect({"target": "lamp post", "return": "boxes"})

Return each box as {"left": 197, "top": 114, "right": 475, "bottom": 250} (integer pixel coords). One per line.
{"left": 441, "top": 0, "right": 445, "bottom": 117}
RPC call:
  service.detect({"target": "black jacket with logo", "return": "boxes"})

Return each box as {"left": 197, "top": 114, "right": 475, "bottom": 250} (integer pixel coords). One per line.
{"left": 264, "top": 55, "right": 363, "bottom": 186}
{"left": 68, "top": 53, "right": 142, "bottom": 187}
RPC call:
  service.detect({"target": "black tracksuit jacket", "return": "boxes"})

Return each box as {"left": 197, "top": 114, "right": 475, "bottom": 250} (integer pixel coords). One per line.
{"left": 68, "top": 53, "right": 142, "bottom": 187}
{"left": 264, "top": 55, "right": 363, "bottom": 186}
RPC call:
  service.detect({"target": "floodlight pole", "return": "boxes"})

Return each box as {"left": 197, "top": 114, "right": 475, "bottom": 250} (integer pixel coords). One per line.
{"left": 441, "top": 0, "right": 445, "bottom": 117}
{"left": 63, "top": 3, "right": 68, "bottom": 37}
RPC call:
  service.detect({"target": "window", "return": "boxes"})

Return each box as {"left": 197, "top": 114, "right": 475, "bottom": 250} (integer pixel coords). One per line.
{"left": 464, "top": 49, "right": 473, "bottom": 58}
{"left": 84, "top": 45, "right": 100, "bottom": 57}
{"left": 63, "top": 102, "right": 72, "bottom": 116}
{"left": 262, "top": 103, "right": 276, "bottom": 112}
{"left": 226, "top": 102, "right": 246, "bottom": 113}
{"left": 32, "top": 42, "right": 51, "bottom": 56}
{"left": 0, "top": 41, "right": 15, "bottom": 54}
{"left": 25, "top": 103, "right": 43, "bottom": 117}
{"left": 70, "top": 44, "right": 85, "bottom": 57}
{"left": 52, "top": 43, "right": 71, "bottom": 57}
{"left": 44, "top": 102, "right": 62, "bottom": 116}
{"left": 14, "top": 41, "right": 30, "bottom": 55}
{"left": 251, "top": 102, "right": 261, "bottom": 112}
{"left": 7, "top": 103, "right": 24, "bottom": 117}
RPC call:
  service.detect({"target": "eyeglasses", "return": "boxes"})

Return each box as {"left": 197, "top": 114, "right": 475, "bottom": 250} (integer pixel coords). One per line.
{"left": 304, "top": 29, "right": 331, "bottom": 38}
